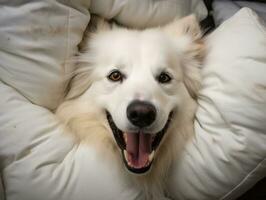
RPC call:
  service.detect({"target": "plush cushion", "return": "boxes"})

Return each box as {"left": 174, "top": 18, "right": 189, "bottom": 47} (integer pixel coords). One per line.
{"left": 168, "top": 8, "right": 266, "bottom": 200}
{"left": 212, "top": 0, "right": 266, "bottom": 26}
{"left": 0, "top": 0, "right": 90, "bottom": 110}
{"left": 90, "top": 0, "right": 207, "bottom": 28}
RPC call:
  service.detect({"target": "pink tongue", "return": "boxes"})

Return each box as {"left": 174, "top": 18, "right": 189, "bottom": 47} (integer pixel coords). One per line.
{"left": 126, "top": 132, "right": 152, "bottom": 168}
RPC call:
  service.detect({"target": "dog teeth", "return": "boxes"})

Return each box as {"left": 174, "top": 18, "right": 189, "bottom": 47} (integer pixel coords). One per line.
{"left": 123, "top": 150, "right": 132, "bottom": 166}
{"left": 123, "top": 150, "right": 128, "bottom": 160}
{"left": 123, "top": 150, "right": 133, "bottom": 167}
{"left": 123, "top": 150, "right": 155, "bottom": 168}
{"left": 148, "top": 151, "right": 155, "bottom": 162}
{"left": 123, "top": 133, "right": 127, "bottom": 143}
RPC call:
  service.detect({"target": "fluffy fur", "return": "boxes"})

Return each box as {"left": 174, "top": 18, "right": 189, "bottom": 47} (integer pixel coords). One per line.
{"left": 56, "top": 15, "right": 204, "bottom": 199}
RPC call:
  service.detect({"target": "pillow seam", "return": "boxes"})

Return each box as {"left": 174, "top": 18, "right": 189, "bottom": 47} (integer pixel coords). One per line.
{"left": 247, "top": 8, "right": 266, "bottom": 35}
{"left": 220, "top": 158, "right": 266, "bottom": 200}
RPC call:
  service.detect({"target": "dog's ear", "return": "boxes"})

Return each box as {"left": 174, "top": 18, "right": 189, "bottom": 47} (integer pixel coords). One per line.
{"left": 163, "top": 15, "right": 202, "bottom": 42}
{"left": 163, "top": 15, "right": 205, "bottom": 99}
{"left": 64, "top": 69, "right": 93, "bottom": 100}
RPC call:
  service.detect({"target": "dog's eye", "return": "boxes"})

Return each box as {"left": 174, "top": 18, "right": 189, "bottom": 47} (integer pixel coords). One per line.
{"left": 157, "top": 72, "right": 172, "bottom": 84}
{"left": 108, "top": 70, "right": 123, "bottom": 82}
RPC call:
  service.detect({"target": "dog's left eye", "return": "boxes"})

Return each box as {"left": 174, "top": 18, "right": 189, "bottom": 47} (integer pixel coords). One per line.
{"left": 108, "top": 70, "right": 124, "bottom": 82}
{"left": 157, "top": 72, "right": 172, "bottom": 84}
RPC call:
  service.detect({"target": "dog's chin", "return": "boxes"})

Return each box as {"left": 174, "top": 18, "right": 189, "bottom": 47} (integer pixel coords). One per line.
{"left": 106, "top": 111, "right": 173, "bottom": 174}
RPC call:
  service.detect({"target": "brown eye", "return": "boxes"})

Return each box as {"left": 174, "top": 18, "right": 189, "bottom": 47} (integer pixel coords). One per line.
{"left": 108, "top": 70, "right": 123, "bottom": 82}
{"left": 157, "top": 72, "right": 172, "bottom": 84}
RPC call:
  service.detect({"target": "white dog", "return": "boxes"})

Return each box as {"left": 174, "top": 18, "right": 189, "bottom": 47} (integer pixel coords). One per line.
{"left": 56, "top": 15, "right": 204, "bottom": 200}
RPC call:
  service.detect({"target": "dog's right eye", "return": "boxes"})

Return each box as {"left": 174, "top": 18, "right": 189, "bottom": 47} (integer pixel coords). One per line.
{"left": 157, "top": 72, "right": 172, "bottom": 84}
{"left": 108, "top": 70, "right": 123, "bottom": 82}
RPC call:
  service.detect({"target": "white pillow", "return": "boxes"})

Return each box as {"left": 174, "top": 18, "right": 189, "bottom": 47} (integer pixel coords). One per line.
{"left": 168, "top": 8, "right": 266, "bottom": 200}
{"left": 90, "top": 0, "right": 207, "bottom": 28}
{"left": 212, "top": 0, "right": 266, "bottom": 26}
{"left": 0, "top": 0, "right": 90, "bottom": 110}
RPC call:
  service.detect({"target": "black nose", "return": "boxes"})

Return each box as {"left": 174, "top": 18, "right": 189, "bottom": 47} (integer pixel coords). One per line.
{"left": 127, "top": 101, "right": 156, "bottom": 128}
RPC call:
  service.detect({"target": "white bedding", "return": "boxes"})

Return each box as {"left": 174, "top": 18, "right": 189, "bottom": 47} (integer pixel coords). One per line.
{"left": 213, "top": 0, "right": 266, "bottom": 26}
{"left": 0, "top": 1, "right": 266, "bottom": 200}
{"left": 168, "top": 8, "right": 266, "bottom": 200}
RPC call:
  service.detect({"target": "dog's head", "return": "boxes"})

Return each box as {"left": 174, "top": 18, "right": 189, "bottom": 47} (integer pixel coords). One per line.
{"left": 66, "top": 15, "right": 204, "bottom": 174}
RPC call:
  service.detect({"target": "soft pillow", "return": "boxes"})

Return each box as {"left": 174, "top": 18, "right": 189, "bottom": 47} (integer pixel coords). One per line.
{"left": 168, "top": 8, "right": 266, "bottom": 200}
{"left": 0, "top": 0, "right": 90, "bottom": 110}
{"left": 90, "top": 0, "right": 207, "bottom": 28}
{"left": 212, "top": 0, "right": 266, "bottom": 26}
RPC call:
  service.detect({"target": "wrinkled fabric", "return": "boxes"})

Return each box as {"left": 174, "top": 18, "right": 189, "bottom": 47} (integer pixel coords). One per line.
{"left": 168, "top": 8, "right": 266, "bottom": 200}
{"left": 212, "top": 0, "right": 266, "bottom": 26}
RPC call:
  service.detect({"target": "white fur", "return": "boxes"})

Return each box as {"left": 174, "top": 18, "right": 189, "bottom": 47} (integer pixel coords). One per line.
{"left": 56, "top": 15, "right": 204, "bottom": 200}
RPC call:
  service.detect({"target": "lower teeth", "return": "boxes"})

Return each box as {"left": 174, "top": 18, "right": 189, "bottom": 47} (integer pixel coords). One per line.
{"left": 123, "top": 150, "right": 155, "bottom": 168}
{"left": 148, "top": 151, "right": 155, "bottom": 162}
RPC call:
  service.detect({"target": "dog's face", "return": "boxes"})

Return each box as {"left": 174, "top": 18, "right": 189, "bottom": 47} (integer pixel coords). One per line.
{"left": 67, "top": 16, "right": 204, "bottom": 174}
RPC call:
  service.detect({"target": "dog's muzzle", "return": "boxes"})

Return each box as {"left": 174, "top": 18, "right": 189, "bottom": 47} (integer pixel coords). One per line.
{"left": 106, "top": 102, "right": 173, "bottom": 174}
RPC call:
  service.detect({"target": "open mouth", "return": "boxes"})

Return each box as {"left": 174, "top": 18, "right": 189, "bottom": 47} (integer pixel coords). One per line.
{"left": 106, "top": 111, "right": 172, "bottom": 174}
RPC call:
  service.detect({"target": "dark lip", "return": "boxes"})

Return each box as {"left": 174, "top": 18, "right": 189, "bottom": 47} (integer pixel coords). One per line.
{"left": 106, "top": 111, "right": 173, "bottom": 173}
{"left": 106, "top": 112, "right": 126, "bottom": 150}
